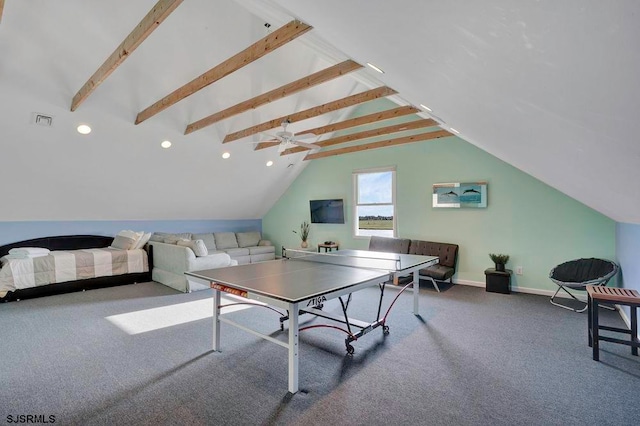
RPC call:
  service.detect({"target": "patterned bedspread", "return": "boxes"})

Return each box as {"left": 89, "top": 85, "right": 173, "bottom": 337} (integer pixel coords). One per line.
{"left": 0, "top": 248, "right": 148, "bottom": 296}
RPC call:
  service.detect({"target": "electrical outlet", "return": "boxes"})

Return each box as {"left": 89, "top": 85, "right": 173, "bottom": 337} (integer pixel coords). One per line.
{"left": 516, "top": 266, "right": 523, "bottom": 275}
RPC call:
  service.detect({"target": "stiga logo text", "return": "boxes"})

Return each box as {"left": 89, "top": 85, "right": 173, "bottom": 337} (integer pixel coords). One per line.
{"left": 6, "top": 415, "right": 56, "bottom": 424}
{"left": 307, "top": 296, "right": 326, "bottom": 307}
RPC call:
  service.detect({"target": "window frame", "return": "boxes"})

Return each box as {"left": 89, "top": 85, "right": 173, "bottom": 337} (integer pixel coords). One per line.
{"left": 352, "top": 166, "right": 397, "bottom": 239}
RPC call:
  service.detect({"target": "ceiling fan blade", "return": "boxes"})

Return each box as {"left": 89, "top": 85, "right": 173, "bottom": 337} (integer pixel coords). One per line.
{"left": 293, "top": 141, "right": 321, "bottom": 150}
{"left": 293, "top": 132, "right": 316, "bottom": 139}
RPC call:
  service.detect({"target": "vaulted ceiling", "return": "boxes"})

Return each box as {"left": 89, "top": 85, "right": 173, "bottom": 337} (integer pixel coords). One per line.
{"left": 1, "top": 0, "right": 638, "bottom": 223}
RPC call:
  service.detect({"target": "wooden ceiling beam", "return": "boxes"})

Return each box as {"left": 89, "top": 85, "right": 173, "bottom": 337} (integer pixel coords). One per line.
{"left": 70, "top": 0, "right": 184, "bottom": 111}
{"left": 254, "top": 141, "right": 280, "bottom": 150}
{"left": 281, "top": 117, "right": 437, "bottom": 155}
{"left": 223, "top": 86, "right": 397, "bottom": 143}
{"left": 185, "top": 59, "right": 362, "bottom": 135}
{"left": 304, "top": 129, "right": 452, "bottom": 160}
{"left": 0, "top": 0, "right": 5, "bottom": 24}
{"left": 297, "top": 105, "right": 419, "bottom": 137}
{"left": 135, "top": 20, "right": 312, "bottom": 124}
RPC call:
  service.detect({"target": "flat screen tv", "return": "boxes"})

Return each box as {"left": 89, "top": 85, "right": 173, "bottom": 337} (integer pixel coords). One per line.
{"left": 310, "top": 199, "right": 345, "bottom": 224}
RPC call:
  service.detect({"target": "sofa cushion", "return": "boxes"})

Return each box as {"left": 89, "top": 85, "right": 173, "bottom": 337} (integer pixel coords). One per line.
{"left": 225, "top": 247, "right": 250, "bottom": 257}
{"left": 192, "top": 233, "right": 216, "bottom": 251}
{"left": 236, "top": 232, "right": 261, "bottom": 248}
{"left": 250, "top": 253, "right": 275, "bottom": 263}
{"left": 214, "top": 232, "right": 239, "bottom": 249}
{"left": 368, "top": 236, "right": 411, "bottom": 254}
{"left": 177, "top": 239, "right": 208, "bottom": 257}
{"left": 248, "top": 245, "right": 275, "bottom": 255}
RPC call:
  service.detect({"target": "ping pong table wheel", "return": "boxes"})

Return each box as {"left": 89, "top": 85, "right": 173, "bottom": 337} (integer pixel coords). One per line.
{"left": 346, "top": 344, "right": 355, "bottom": 355}
{"left": 382, "top": 325, "right": 390, "bottom": 335}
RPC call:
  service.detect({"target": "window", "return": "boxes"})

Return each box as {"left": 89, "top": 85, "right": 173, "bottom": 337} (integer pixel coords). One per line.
{"left": 353, "top": 167, "right": 396, "bottom": 237}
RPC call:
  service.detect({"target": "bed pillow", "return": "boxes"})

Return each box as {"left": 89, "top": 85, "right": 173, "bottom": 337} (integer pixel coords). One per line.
{"left": 8, "top": 247, "right": 50, "bottom": 256}
{"left": 109, "top": 230, "right": 144, "bottom": 250}
{"left": 177, "top": 239, "right": 208, "bottom": 257}
{"left": 133, "top": 232, "right": 152, "bottom": 249}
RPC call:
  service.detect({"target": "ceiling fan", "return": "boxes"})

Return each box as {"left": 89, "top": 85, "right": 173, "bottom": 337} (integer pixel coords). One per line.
{"left": 261, "top": 119, "right": 321, "bottom": 153}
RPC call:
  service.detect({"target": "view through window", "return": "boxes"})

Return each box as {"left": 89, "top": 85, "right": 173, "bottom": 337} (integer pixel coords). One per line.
{"left": 353, "top": 168, "right": 396, "bottom": 237}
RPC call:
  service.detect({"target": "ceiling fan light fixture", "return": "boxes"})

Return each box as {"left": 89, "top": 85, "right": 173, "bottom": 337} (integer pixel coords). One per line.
{"left": 366, "top": 62, "right": 385, "bottom": 74}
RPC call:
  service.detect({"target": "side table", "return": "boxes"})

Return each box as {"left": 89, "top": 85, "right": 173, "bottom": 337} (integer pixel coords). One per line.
{"left": 318, "top": 243, "right": 339, "bottom": 252}
{"left": 484, "top": 268, "right": 512, "bottom": 294}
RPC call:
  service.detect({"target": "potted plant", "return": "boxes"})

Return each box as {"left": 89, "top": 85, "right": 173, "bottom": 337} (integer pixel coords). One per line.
{"left": 293, "top": 221, "right": 310, "bottom": 248}
{"left": 489, "top": 253, "right": 509, "bottom": 272}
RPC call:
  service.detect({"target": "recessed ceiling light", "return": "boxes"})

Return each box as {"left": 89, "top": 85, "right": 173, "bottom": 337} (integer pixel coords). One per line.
{"left": 161, "top": 140, "right": 172, "bottom": 149}
{"left": 222, "top": 152, "right": 231, "bottom": 159}
{"left": 366, "top": 62, "right": 385, "bottom": 74}
{"left": 450, "top": 128, "right": 460, "bottom": 134}
{"left": 77, "top": 124, "right": 91, "bottom": 134}
{"left": 266, "top": 160, "right": 274, "bottom": 167}
{"left": 420, "top": 104, "right": 432, "bottom": 112}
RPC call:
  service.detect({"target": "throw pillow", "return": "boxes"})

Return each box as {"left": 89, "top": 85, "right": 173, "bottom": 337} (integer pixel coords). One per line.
{"left": 177, "top": 239, "right": 208, "bottom": 257}
{"left": 192, "top": 233, "right": 217, "bottom": 251}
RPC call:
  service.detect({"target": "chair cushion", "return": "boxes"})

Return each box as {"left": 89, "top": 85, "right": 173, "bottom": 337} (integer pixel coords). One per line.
{"left": 550, "top": 258, "right": 617, "bottom": 286}
{"left": 368, "top": 236, "right": 411, "bottom": 254}
{"left": 410, "top": 240, "right": 458, "bottom": 268}
{"left": 420, "top": 265, "right": 455, "bottom": 281}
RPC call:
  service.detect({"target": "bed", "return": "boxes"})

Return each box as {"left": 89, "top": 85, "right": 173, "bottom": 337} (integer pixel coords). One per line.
{"left": 0, "top": 235, "right": 152, "bottom": 302}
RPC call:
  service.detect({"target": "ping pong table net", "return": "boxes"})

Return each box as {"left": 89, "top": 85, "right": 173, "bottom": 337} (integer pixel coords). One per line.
{"left": 283, "top": 248, "right": 404, "bottom": 271}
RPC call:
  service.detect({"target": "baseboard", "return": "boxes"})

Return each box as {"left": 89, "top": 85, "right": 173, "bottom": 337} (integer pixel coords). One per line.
{"left": 452, "top": 279, "right": 631, "bottom": 333}
{"left": 453, "top": 279, "right": 580, "bottom": 299}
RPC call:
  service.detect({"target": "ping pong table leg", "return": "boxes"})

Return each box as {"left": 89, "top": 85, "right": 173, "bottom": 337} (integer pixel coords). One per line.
{"left": 288, "top": 302, "right": 300, "bottom": 394}
{"left": 212, "top": 288, "right": 221, "bottom": 351}
{"left": 413, "top": 270, "right": 420, "bottom": 315}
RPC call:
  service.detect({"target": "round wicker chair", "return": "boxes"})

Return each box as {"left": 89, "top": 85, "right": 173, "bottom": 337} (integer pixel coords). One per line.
{"left": 549, "top": 258, "right": 619, "bottom": 312}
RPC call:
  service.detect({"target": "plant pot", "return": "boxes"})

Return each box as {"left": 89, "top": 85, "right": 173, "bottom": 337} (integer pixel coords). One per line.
{"left": 495, "top": 263, "right": 505, "bottom": 272}
{"left": 301, "top": 241, "right": 308, "bottom": 248}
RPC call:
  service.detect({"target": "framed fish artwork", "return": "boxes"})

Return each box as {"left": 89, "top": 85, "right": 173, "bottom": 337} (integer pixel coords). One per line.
{"left": 432, "top": 182, "right": 487, "bottom": 208}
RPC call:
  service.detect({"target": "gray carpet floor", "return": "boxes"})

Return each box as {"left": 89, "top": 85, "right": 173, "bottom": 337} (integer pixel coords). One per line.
{"left": 1, "top": 281, "right": 639, "bottom": 425}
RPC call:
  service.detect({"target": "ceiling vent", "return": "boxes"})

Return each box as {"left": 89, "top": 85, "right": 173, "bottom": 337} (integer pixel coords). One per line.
{"left": 31, "top": 112, "right": 54, "bottom": 127}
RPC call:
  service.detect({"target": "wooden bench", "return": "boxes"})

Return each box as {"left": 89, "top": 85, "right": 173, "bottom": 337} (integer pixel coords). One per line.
{"left": 587, "top": 285, "right": 640, "bottom": 361}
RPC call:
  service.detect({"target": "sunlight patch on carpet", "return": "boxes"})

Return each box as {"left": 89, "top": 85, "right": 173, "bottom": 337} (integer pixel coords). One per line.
{"left": 105, "top": 294, "right": 257, "bottom": 335}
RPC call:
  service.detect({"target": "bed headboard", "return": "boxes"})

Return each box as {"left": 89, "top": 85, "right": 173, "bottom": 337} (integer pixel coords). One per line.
{"left": 0, "top": 235, "right": 114, "bottom": 257}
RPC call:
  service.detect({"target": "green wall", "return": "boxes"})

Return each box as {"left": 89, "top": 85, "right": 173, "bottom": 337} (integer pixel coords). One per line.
{"left": 263, "top": 111, "right": 615, "bottom": 293}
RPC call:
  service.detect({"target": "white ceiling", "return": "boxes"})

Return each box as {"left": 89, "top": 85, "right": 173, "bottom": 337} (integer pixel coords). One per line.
{"left": 1, "top": 0, "right": 639, "bottom": 223}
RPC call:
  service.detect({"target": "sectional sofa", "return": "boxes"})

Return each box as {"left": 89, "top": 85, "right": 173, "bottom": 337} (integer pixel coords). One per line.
{"left": 149, "top": 231, "right": 275, "bottom": 292}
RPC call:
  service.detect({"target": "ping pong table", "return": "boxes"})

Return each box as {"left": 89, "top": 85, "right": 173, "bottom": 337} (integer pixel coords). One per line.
{"left": 185, "top": 249, "right": 438, "bottom": 394}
